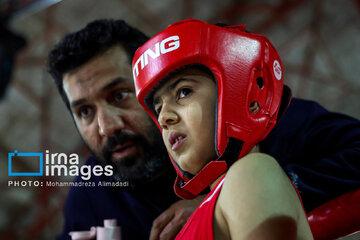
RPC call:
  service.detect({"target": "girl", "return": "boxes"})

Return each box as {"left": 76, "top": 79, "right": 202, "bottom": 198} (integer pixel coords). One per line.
{"left": 133, "top": 19, "right": 313, "bottom": 239}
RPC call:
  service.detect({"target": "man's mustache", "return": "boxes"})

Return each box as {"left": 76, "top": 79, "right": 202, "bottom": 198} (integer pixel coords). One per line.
{"left": 102, "top": 130, "right": 146, "bottom": 155}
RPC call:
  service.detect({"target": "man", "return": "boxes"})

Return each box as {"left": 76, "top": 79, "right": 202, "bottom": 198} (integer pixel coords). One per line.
{"left": 47, "top": 19, "right": 360, "bottom": 240}
{"left": 47, "top": 19, "right": 201, "bottom": 240}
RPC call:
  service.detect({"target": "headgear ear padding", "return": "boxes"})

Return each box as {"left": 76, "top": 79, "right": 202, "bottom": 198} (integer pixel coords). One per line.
{"left": 133, "top": 19, "right": 286, "bottom": 199}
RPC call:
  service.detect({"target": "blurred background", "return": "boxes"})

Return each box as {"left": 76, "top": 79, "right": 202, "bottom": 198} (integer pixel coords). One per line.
{"left": 0, "top": 0, "right": 359, "bottom": 239}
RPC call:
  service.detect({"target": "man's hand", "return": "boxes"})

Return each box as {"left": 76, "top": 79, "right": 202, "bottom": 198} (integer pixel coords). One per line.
{"left": 149, "top": 195, "right": 205, "bottom": 240}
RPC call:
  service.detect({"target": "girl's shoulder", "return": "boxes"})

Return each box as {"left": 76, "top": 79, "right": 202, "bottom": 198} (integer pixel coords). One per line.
{"left": 215, "top": 153, "right": 312, "bottom": 239}
{"left": 225, "top": 152, "right": 282, "bottom": 186}
{"left": 220, "top": 152, "right": 291, "bottom": 203}
{"left": 217, "top": 152, "right": 300, "bottom": 223}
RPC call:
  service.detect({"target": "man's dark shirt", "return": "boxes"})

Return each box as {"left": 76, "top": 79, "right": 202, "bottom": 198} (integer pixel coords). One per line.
{"left": 57, "top": 98, "right": 360, "bottom": 239}
{"left": 56, "top": 159, "right": 179, "bottom": 240}
{"left": 260, "top": 98, "right": 360, "bottom": 212}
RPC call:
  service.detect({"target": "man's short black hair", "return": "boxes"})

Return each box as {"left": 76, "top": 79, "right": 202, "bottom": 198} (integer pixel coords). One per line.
{"left": 46, "top": 19, "right": 149, "bottom": 109}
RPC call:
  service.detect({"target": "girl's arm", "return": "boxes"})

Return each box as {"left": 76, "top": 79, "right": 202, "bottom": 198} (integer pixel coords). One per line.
{"left": 214, "top": 153, "right": 313, "bottom": 240}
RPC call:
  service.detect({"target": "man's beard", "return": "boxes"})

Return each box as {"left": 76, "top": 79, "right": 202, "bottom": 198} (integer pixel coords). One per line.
{"left": 89, "top": 128, "right": 170, "bottom": 188}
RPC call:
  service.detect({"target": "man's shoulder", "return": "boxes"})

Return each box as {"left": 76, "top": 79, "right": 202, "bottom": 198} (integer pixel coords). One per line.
{"left": 268, "top": 98, "right": 328, "bottom": 137}
{"left": 283, "top": 98, "right": 324, "bottom": 121}
{"left": 286, "top": 98, "right": 360, "bottom": 128}
{"left": 289, "top": 97, "right": 320, "bottom": 108}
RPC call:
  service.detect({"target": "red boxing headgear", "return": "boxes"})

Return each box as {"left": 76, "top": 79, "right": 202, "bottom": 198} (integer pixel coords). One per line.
{"left": 133, "top": 19, "right": 288, "bottom": 199}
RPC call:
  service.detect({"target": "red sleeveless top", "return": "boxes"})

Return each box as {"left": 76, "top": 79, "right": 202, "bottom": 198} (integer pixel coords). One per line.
{"left": 175, "top": 176, "right": 226, "bottom": 240}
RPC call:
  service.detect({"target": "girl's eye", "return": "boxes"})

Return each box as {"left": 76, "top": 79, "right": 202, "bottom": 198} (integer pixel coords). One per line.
{"left": 178, "top": 87, "right": 192, "bottom": 99}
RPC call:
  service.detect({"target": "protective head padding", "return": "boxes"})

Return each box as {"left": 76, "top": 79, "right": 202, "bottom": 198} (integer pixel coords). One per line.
{"left": 133, "top": 19, "right": 284, "bottom": 199}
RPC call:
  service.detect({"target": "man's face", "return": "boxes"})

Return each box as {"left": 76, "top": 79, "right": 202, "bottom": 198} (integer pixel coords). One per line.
{"left": 63, "top": 45, "right": 167, "bottom": 184}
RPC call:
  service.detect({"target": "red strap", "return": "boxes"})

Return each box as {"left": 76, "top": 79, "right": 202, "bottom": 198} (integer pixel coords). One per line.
{"left": 174, "top": 161, "right": 228, "bottom": 199}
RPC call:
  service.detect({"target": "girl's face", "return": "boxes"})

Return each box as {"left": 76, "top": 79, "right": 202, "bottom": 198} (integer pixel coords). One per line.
{"left": 153, "top": 67, "right": 218, "bottom": 175}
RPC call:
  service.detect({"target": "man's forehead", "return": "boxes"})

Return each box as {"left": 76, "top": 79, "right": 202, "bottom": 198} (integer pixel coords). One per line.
{"left": 65, "top": 44, "right": 131, "bottom": 82}
{"left": 63, "top": 49, "right": 133, "bottom": 101}
{"left": 63, "top": 73, "right": 131, "bottom": 102}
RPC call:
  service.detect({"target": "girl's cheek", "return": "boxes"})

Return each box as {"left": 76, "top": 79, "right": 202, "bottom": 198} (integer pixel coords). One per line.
{"left": 186, "top": 102, "right": 203, "bottom": 127}
{"left": 162, "top": 132, "right": 170, "bottom": 149}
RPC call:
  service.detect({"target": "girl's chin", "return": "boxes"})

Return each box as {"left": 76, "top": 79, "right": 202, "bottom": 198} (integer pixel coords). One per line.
{"left": 177, "top": 160, "right": 201, "bottom": 176}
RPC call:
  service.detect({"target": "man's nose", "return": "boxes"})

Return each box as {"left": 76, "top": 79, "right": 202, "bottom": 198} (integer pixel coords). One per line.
{"left": 158, "top": 105, "right": 179, "bottom": 130}
{"left": 97, "top": 106, "right": 125, "bottom": 137}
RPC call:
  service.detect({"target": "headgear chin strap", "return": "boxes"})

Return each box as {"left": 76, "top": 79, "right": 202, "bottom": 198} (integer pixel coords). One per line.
{"left": 133, "top": 19, "right": 289, "bottom": 199}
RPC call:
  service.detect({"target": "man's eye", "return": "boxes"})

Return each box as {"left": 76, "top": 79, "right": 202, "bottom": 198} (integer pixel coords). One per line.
{"left": 178, "top": 87, "right": 192, "bottom": 99}
{"left": 78, "top": 106, "right": 93, "bottom": 119}
{"left": 114, "top": 90, "right": 130, "bottom": 102}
